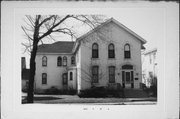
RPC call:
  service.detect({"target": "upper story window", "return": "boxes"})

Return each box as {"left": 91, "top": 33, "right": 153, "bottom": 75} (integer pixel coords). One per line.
{"left": 57, "top": 56, "right": 62, "bottom": 66}
{"left": 124, "top": 44, "right": 131, "bottom": 59}
{"left": 42, "top": 56, "right": 47, "bottom": 66}
{"left": 92, "top": 66, "right": 99, "bottom": 83}
{"left": 63, "top": 56, "right": 67, "bottom": 66}
{"left": 71, "top": 56, "right": 75, "bottom": 65}
{"left": 108, "top": 43, "right": 115, "bottom": 58}
{"left": 109, "top": 66, "right": 115, "bottom": 83}
{"left": 92, "top": 43, "right": 99, "bottom": 58}
{"left": 42, "top": 73, "right": 47, "bottom": 84}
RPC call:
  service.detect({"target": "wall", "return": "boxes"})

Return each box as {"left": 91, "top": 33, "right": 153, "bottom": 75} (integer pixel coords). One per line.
{"left": 34, "top": 53, "right": 77, "bottom": 92}
{"left": 78, "top": 21, "right": 143, "bottom": 90}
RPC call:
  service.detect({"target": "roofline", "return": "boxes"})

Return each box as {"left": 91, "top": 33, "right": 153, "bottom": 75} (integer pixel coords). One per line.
{"left": 37, "top": 52, "right": 73, "bottom": 55}
{"left": 76, "top": 18, "right": 147, "bottom": 44}
{"left": 144, "top": 48, "right": 157, "bottom": 55}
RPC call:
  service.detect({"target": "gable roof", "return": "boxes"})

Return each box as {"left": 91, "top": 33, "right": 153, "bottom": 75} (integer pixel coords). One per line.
{"left": 76, "top": 18, "right": 147, "bottom": 44}
{"left": 144, "top": 48, "right": 157, "bottom": 55}
{"left": 37, "top": 41, "right": 75, "bottom": 54}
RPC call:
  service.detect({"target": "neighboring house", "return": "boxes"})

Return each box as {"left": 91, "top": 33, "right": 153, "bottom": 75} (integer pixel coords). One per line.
{"left": 21, "top": 57, "right": 29, "bottom": 91}
{"left": 142, "top": 48, "right": 157, "bottom": 88}
{"left": 34, "top": 18, "right": 146, "bottom": 93}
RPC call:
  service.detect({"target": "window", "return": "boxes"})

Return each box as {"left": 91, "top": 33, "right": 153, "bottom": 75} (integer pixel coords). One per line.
{"left": 92, "top": 43, "right": 99, "bottom": 58}
{"left": 71, "top": 56, "right": 75, "bottom": 65}
{"left": 70, "top": 72, "right": 73, "bottom": 80}
{"left": 92, "top": 66, "right": 99, "bottom": 83}
{"left": 42, "top": 73, "right": 47, "bottom": 84}
{"left": 124, "top": 44, "right": 131, "bottom": 59}
{"left": 57, "top": 56, "right": 62, "bottom": 66}
{"left": 62, "top": 73, "right": 68, "bottom": 85}
{"left": 109, "top": 66, "right": 115, "bottom": 83}
{"left": 42, "top": 56, "right": 47, "bottom": 66}
{"left": 108, "top": 43, "right": 115, "bottom": 58}
{"left": 63, "top": 56, "right": 67, "bottom": 66}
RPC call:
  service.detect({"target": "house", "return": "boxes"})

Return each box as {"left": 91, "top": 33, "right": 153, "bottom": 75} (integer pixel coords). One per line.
{"left": 21, "top": 57, "right": 29, "bottom": 91}
{"left": 142, "top": 48, "right": 157, "bottom": 88}
{"left": 34, "top": 18, "right": 146, "bottom": 93}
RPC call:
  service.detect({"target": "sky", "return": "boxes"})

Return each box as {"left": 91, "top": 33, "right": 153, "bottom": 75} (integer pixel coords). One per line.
{"left": 18, "top": 2, "right": 177, "bottom": 68}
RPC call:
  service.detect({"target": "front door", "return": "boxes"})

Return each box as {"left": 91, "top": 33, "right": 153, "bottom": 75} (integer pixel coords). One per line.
{"left": 62, "top": 73, "right": 68, "bottom": 90}
{"left": 122, "top": 71, "right": 134, "bottom": 88}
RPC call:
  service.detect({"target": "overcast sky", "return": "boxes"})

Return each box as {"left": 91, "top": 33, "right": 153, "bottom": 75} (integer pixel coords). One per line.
{"left": 17, "top": 2, "right": 178, "bottom": 68}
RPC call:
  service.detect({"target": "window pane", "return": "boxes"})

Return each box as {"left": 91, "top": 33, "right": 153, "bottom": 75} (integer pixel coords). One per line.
{"left": 71, "top": 56, "right": 75, "bottom": 65}
{"left": 42, "top": 73, "right": 47, "bottom": 84}
{"left": 42, "top": 56, "right": 47, "bottom": 66}
{"left": 63, "top": 56, "right": 67, "bottom": 66}
{"left": 92, "top": 66, "right": 98, "bottom": 83}
{"left": 70, "top": 72, "right": 73, "bottom": 80}
{"left": 92, "top": 43, "right": 98, "bottom": 58}
{"left": 57, "top": 56, "right": 62, "bottom": 66}
{"left": 92, "top": 43, "right": 98, "bottom": 50}
{"left": 109, "top": 44, "right": 114, "bottom": 50}
{"left": 109, "top": 66, "right": 115, "bottom": 83}
{"left": 125, "top": 44, "right": 130, "bottom": 51}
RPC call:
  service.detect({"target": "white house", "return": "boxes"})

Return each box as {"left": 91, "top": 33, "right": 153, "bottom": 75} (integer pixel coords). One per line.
{"left": 34, "top": 18, "right": 146, "bottom": 93}
{"left": 142, "top": 48, "right": 157, "bottom": 87}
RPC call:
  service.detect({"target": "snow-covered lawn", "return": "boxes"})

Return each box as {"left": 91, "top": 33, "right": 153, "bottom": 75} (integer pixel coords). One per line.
{"left": 22, "top": 93, "right": 157, "bottom": 104}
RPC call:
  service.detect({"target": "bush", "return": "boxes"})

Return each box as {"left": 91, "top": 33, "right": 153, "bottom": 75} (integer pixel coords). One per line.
{"left": 45, "top": 86, "right": 59, "bottom": 94}
{"left": 150, "top": 85, "right": 157, "bottom": 97}
{"left": 78, "top": 86, "right": 124, "bottom": 98}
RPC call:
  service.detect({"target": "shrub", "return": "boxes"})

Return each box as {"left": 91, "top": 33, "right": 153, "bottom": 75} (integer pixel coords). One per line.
{"left": 78, "top": 86, "right": 124, "bottom": 98}
{"left": 150, "top": 85, "right": 157, "bottom": 97}
{"left": 45, "top": 86, "right": 59, "bottom": 94}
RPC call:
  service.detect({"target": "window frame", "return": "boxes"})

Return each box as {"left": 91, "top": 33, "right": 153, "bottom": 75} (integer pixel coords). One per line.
{"left": 57, "top": 56, "right": 62, "bottom": 66}
{"left": 70, "top": 72, "right": 73, "bottom": 80}
{"left": 71, "top": 56, "right": 75, "bottom": 65}
{"left": 63, "top": 56, "right": 67, "bottom": 66}
{"left": 92, "top": 65, "right": 99, "bottom": 83}
{"left": 92, "top": 43, "right": 99, "bottom": 58}
{"left": 108, "top": 43, "right": 115, "bottom": 58}
{"left": 42, "top": 73, "right": 47, "bottom": 84}
{"left": 42, "top": 56, "right": 47, "bottom": 66}
{"left": 109, "top": 66, "right": 115, "bottom": 83}
{"left": 62, "top": 73, "right": 68, "bottom": 85}
{"left": 124, "top": 44, "right": 131, "bottom": 59}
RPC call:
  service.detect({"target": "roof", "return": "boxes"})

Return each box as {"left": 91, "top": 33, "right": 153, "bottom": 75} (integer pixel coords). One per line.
{"left": 37, "top": 41, "right": 75, "bottom": 53}
{"left": 144, "top": 48, "right": 157, "bottom": 55}
{"left": 76, "top": 18, "right": 147, "bottom": 44}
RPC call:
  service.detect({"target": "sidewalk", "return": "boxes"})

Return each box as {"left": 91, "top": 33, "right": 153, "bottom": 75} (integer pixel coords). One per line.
{"left": 22, "top": 92, "right": 157, "bottom": 104}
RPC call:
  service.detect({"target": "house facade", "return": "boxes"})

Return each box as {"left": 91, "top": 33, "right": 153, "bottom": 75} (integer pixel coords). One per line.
{"left": 142, "top": 48, "right": 157, "bottom": 87}
{"left": 34, "top": 18, "right": 146, "bottom": 93}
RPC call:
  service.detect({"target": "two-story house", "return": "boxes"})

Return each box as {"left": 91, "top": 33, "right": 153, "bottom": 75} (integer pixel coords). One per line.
{"left": 142, "top": 48, "right": 157, "bottom": 87}
{"left": 34, "top": 18, "right": 146, "bottom": 93}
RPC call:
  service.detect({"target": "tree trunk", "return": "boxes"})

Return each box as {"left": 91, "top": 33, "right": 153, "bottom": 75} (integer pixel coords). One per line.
{"left": 27, "top": 41, "right": 38, "bottom": 103}
{"left": 27, "top": 15, "right": 40, "bottom": 103}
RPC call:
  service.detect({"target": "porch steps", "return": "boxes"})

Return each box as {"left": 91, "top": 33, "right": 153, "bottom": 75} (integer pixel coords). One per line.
{"left": 124, "top": 89, "right": 149, "bottom": 98}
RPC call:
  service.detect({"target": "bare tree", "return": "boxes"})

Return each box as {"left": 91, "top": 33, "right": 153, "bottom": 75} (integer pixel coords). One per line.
{"left": 79, "top": 63, "right": 107, "bottom": 87}
{"left": 22, "top": 15, "right": 106, "bottom": 103}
